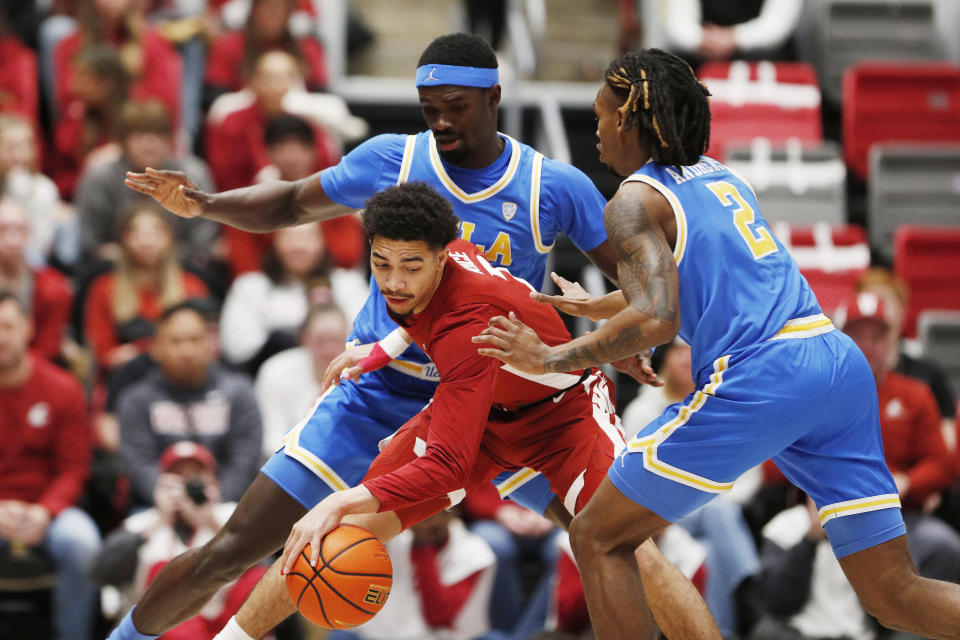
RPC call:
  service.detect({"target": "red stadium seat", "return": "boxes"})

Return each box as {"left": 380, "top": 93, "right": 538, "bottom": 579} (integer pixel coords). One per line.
{"left": 893, "top": 226, "right": 960, "bottom": 338}
{"left": 842, "top": 62, "right": 960, "bottom": 179}
{"left": 802, "top": 269, "right": 866, "bottom": 318}
{"left": 768, "top": 223, "right": 869, "bottom": 315}
{"left": 699, "top": 61, "right": 823, "bottom": 161}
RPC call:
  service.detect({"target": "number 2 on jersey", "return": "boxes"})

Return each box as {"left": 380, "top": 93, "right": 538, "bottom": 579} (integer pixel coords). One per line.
{"left": 705, "top": 181, "right": 778, "bottom": 260}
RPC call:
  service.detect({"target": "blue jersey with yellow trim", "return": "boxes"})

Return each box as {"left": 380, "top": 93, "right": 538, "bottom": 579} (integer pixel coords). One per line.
{"left": 320, "top": 131, "right": 607, "bottom": 394}
{"left": 624, "top": 156, "right": 822, "bottom": 379}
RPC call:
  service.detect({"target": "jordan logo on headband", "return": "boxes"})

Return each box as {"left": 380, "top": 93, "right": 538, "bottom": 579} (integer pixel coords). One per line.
{"left": 425, "top": 67, "right": 440, "bottom": 82}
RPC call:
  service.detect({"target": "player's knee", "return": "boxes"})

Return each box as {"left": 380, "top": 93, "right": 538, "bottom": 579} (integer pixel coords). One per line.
{"left": 568, "top": 510, "right": 631, "bottom": 560}
{"left": 568, "top": 512, "right": 601, "bottom": 559}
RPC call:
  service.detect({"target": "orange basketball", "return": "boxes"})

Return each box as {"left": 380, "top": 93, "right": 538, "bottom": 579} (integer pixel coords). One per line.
{"left": 284, "top": 524, "right": 393, "bottom": 629}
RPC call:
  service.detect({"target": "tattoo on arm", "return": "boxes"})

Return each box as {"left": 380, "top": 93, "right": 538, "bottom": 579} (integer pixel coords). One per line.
{"left": 543, "top": 191, "right": 679, "bottom": 372}
{"left": 608, "top": 192, "right": 679, "bottom": 323}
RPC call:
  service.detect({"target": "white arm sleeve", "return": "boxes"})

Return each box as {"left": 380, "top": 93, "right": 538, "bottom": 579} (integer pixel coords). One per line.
{"left": 663, "top": 0, "right": 704, "bottom": 53}
{"left": 732, "top": 0, "right": 804, "bottom": 51}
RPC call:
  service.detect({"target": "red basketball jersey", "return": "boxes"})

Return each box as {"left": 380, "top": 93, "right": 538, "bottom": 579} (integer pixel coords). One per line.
{"left": 396, "top": 239, "right": 582, "bottom": 409}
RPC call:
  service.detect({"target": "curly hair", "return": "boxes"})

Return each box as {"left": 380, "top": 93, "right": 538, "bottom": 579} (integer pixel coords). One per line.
{"left": 418, "top": 32, "right": 498, "bottom": 69}
{"left": 362, "top": 183, "right": 459, "bottom": 250}
{"left": 604, "top": 49, "right": 711, "bottom": 168}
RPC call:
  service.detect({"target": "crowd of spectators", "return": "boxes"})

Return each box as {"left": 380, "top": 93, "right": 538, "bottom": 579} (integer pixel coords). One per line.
{"left": 0, "top": 2, "right": 372, "bottom": 638}
{"left": 0, "top": 2, "right": 957, "bottom": 640}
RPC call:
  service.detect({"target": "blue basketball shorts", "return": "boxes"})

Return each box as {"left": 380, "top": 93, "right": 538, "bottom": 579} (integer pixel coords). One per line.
{"left": 609, "top": 328, "right": 905, "bottom": 558}
{"left": 261, "top": 371, "right": 557, "bottom": 515}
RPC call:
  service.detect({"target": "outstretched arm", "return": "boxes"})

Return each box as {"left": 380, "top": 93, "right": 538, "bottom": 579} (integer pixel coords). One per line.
{"left": 125, "top": 167, "right": 354, "bottom": 232}
{"left": 531, "top": 272, "right": 629, "bottom": 321}
{"left": 476, "top": 184, "right": 680, "bottom": 373}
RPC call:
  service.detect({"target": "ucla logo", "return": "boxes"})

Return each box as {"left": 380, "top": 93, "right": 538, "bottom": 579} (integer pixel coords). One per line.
{"left": 502, "top": 202, "right": 517, "bottom": 221}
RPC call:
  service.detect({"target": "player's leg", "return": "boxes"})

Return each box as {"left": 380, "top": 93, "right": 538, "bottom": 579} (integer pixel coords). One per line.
{"left": 567, "top": 346, "right": 835, "bottom": 639}
{"left": 223, "top": 559, "right": 294, "bottom": 640}
{"left": 122, "top": 472, "right": 306, "bottom": 637}
{"left": 778, "top": 331, "right": 960, "bottom": 639}
{"left": 567, "top": 479, "right": 671, "bottom": 639}
{"left": 521, "top": 370, "right": 723, "bottom": 639}
{"left": 542, "top": 490, "right": 717, "bottom": 640}
{"left": 839, "top": 535, "right": 960, "bottom": 639}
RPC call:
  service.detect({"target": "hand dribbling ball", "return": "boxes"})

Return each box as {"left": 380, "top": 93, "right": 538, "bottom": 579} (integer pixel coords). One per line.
{"left": 284, "top": 524, "right": 393, "bottom": 629}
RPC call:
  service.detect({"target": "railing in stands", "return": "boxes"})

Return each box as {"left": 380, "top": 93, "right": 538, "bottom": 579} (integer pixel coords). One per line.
{"left": 311, "top": 0, "right": 585, "bottom": 164}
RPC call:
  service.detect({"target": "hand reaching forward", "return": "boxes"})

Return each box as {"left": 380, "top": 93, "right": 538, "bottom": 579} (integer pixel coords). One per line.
{"left": 280, "top": 486, "right": 378, "bottom": 572}
{"left": 281, "top": 494, "right": 347, "bottom": 572}
{"left": 473, "top": 311, "right": 550, "bottom": 374}
{"left": 321, "top": 343, "right": 373, "bottom": 390}
{"left": 611, "top": 350, "right": 664, "bottom": 387}
{"left": 530, "top": 272, "right": 598, "bottom": 318}
{"left": 124, "top": 167, "right": 208, "bottom": 218}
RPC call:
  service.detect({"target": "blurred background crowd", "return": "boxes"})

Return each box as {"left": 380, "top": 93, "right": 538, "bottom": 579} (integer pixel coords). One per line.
{"left": 0, "top": 1, "right": 958, "bottom": 639}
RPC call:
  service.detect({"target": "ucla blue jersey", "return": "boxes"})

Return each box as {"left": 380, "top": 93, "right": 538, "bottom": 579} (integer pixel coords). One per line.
{"left": 624, "top": 156, "right": 823, "bottom": 379}
{"left": 610, "top": 158, "right": 903, "bottom": 558}
{"left": 263, "top": 131, "right": 607, "bottom": 515}
{"left": 321, "top": 131, "right": 607, "bottom": 394}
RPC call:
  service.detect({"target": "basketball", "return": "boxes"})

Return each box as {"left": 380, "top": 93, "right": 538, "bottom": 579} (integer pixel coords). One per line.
{"left": 284, "top": 524, "right": 393, "bottom": 629}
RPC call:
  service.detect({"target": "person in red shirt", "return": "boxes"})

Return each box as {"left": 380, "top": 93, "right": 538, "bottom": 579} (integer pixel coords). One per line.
{"left": 274, "top": 183, "right": 717, "bottom": 639}
{"left": 84, "top": 203, "right": 208, "bottom": 374}
{"left": 204, "top": 0, "right": 327, "bottom": 107}
{"left": 841, "top": 291, "right": 960, "bottom": 583}
{"left": 50, "top": 45, "right": 131, "bottom": 198}
{"left": 0, "top": 198, "right": 73, "bottom": 362}
{"left": 283, "top": 182, "right": 622, "bottom": 537}
{"left": 0, "top": 25, "right": 38, "bottom": 127}
{"left": 205, "top": 50, "right": 337, "bottom": 196}
{"left": 224, "top": 113, "right": 363, "bottom": 277}
{"left": 53, "top": 0, "right": 182, "bottom": 129}
{"left": 0, "top": 291, "right": 101, "bottom": 640}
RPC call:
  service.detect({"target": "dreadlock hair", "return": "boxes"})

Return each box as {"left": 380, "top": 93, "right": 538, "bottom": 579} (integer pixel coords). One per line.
{"left": 604, "top": 49, "right": 711, "bottom": 168}
{"left": 362, "top": 182, "right": 459, "bottom": 251}
{"left": 418, "top": 33, "right": 498, "bottom": 69}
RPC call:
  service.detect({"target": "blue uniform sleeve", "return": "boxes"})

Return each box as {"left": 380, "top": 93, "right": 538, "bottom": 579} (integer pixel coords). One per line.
{"left": 319, "top": 133, "right": 409, "bottom": 208}
{"left": 538, "top": 159, "right": 608, "bottom": 252}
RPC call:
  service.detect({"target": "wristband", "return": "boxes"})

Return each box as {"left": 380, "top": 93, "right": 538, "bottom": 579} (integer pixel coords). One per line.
{"left": 379, "top": 328, "right": 412, "bottom": 358}
{"left": 354, "top": 342, "right": 392, "bottom": 374}
{"left": 352, "top": 329, "right": 412, "bottom": 374}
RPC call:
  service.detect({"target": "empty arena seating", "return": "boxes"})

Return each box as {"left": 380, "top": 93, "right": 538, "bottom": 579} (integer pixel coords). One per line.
{"left": 805, "top": 0, "right": 944, "bottom": 105}
{"left": 768, "top": 223, "right": 871, "bottom": 315}
{"left": 917, "top": 311, "right": 960, "bottom": 398}
{"left": 867, "top": 143, "right": 960, "bottom": 260}
{"left": 726, "top": 139, "right": 846, "bottom": 225}
{"left": 699, "top": 61, "right": 823, "bottom": 162}
{"left": 893, "top": 226, "right": 960, "bottom": 337}
{"left": 843, "top": 62, "right": 960, "bottom": 179}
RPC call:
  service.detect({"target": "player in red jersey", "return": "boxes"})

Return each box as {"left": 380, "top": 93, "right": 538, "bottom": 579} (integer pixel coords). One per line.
{"left": 277, "top": 182, "right": 718, "bottom": 638}
{"left": 280, "top": 180, "right": 624, "bottom": 562}
{"left": 277, "top": 183, "right": 719, "bottom": 640}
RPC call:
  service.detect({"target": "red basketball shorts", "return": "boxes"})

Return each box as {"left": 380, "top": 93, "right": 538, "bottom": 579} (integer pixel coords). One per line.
{"left": 362, "top": 370, "right": 626, "bottom": 529}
